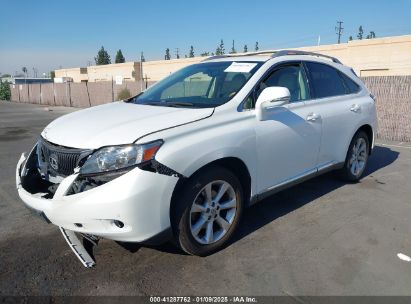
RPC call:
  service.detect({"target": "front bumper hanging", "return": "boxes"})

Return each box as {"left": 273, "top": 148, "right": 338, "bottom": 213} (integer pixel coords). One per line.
{"left": 59, "top": 227, "right": 96, "bottom": 268}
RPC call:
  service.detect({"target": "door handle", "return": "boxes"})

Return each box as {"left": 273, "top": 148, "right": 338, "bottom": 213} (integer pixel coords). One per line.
{"left": 350, "top": 104, "right": 361, "bottom": 113}
{"left": 306, "top": 113, "right": 321, "bottom": 122}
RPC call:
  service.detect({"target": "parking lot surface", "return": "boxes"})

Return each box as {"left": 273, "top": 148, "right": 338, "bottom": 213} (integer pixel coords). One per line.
{"left": 1, "top": 102, "right": 411, "bottom": 296}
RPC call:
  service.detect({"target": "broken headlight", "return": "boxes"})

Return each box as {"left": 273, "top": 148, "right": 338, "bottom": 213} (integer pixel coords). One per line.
{"left": 80, "top": 140, "right": 163, "bottom": 175}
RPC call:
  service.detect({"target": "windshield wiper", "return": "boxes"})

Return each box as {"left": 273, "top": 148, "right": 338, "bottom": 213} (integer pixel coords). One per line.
{"left": 163, "top": 101, "right": 195, "bottom": 108}
{"left": 135, "top": 100, "right": 197, "bottom": 108}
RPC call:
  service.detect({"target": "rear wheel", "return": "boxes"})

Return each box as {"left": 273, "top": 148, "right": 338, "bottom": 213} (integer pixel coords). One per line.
{"left": 172, "top": 166, "right": 244, "bottom": 256}
{"left": 339, "top": 131, "right": 369, "bottom": 182}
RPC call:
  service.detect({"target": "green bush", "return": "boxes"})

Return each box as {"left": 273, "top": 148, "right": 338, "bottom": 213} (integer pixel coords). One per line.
{"left": 0, "top": 81, "right": 11, "bottom": 101}
{"left": 117, "top": 88, "right": 131, "bottom": 100}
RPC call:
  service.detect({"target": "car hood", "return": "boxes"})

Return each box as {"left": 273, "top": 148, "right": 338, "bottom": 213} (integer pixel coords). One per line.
{"left": 41, "top": 102, "right": 214, "bottom": 149}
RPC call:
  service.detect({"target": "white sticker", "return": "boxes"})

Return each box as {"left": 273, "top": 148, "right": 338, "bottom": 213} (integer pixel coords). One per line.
{"left": 115, "top": 75, "right": 123, "bottom": 85}
{"left": 224, "top": 62, "right": 257, "bottom": 73}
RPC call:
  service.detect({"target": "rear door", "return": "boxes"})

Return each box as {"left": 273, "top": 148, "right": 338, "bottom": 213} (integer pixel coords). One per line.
{"left": 303, "top": 61, "right": 367, "bottom": 167}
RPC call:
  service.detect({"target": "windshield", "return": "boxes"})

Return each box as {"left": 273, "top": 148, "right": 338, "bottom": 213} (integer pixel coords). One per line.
{"left": 131, "top": 61, "right": 262, "bottom": 108}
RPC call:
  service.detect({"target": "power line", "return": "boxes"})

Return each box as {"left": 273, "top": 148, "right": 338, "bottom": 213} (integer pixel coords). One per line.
{"left": 336, "top": 21, "right": 344, "bottom": 44}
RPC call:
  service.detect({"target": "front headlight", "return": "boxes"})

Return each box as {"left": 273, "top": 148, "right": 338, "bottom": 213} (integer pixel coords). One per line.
{"left": 80, "top": 140, "right": 163, "bottom": 175}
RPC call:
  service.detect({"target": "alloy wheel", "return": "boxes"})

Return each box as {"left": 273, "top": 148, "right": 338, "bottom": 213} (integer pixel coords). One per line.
{"left": 349, "top": 137, "right": 367, "bottom": 177}
{"left": 189, "top": 180, "right": 237, "bottom": 245}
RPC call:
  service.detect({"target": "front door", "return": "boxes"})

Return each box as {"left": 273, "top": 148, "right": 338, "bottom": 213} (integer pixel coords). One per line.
{"left": 253, "top": 62, "right": 322, "bottom": 194}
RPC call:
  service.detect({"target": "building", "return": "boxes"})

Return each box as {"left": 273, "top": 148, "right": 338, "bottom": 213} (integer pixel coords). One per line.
{"left": 53, "top": 34, "right": 411, "bottom": 83}
{"left": 297, "top": 35, "right": 411, "bottom": 76}
{"left": 12, "top": 77, "right": 52, "bottom": 84}
{"left": 87, "top": 62, "right": 141, "bottom": 82}
{"left": 54, "top": 62, "right": 141, "bottom": 83}
{"left": 54, "top": 67, "right": 88, "bottom": 82}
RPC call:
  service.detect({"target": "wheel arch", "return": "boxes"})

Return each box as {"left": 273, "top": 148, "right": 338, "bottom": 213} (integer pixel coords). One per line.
{"left": 357, "top": 124, "right": 374, "bottom": 155}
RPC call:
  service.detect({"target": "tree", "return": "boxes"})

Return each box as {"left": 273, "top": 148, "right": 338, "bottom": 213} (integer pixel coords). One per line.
{"left": 50, "top": 71, "right": 55, "bottom": 81}
{"left": 230, "top": 40, "right": 237, "bottom": 54}
{"left": 255, "top": 41, "right": 259, "bottom": 51}
{"left": 357, "top": 26, "right": 364, "bottom": 40}
{"left": 94, "top": 46, "right": 111, "bottom": 65}
{"left": 0, "top": 81, "right": 11, "bottom": 100}
{"left": 366, "top": 31, "right": 376, "bottom": 39}
{"left": 216, "top": 39, "right": 225, "bottom": 55}
{"left": 115, "top": 49, "right": 125, "bottom": 63}
{"left": 200, "top": 51, "right": 210, "bottom": 57}
{"left": 243, "top": 44, "right": 248, "bottom": 53}
{"left": 349, "top": 36, "right": 353, "bottom": 41}
{"left": 140, "top": 52, "right": 146, "bottom": 62}
{"left": 189, "top": 46, "right": 195, "bottom": 58}
{"left": 165, "top": 48, "right": 171, "bottom": 60}
{"left": 22, "top": 67, "right": 27, "bottom": 77}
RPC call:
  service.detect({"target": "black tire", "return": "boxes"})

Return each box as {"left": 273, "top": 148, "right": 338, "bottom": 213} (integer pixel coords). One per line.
{"left": 171, "top": 166, "right": 244, "bottom": 256}
{"left": 339, "top": 130, "right": 370, "bottom": 182}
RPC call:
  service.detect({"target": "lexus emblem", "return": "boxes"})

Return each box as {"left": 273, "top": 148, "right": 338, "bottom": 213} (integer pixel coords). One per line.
{"left": 49, "top": 154, "right": 59, "bottom": 170}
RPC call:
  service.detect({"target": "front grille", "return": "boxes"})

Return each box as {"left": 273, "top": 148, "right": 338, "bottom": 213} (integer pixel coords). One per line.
{"left": 37, "top": 137, "right": 92, "bottom": 177}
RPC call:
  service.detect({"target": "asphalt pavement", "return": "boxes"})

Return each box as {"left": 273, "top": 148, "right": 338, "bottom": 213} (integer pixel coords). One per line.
{"left": 1, "top": 102, "right": 410, "bottom": 296}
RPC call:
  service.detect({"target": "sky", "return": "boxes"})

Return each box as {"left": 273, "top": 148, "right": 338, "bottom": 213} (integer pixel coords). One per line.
{"left": 1, "top": 0, "right": 411, "bottom": 76}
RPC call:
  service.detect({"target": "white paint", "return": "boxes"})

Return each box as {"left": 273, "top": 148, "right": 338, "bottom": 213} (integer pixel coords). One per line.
{"left": 224, "top": 62, "right": 257, "bottom": 73}
{"left": 397, "top": 253, "right": 411, "bottom": 262}
{"left": 16, "top": 54, "right": 377, "bottom": 246}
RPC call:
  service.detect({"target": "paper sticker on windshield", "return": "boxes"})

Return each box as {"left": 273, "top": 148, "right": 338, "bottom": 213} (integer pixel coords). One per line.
{"left": 224, "top": 62, "right": 257, "bottom": 73}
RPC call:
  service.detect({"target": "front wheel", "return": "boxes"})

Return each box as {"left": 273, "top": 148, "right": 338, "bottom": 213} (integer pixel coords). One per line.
{"left": 171, "top": 166, "right": 244, "bottom": 256}
{"left": 339, "top": 131, "right": 370, "bottom": 182}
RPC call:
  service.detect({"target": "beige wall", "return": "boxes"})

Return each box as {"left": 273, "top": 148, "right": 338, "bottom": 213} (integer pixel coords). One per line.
{"left": 87, "top": 62, "right": 141, "bottom": 82}
{"left": 142, "top": 57, "right": 203, "bottom": 81}
{"left": 141, "top": 35, "right": 411, "bottom": 80}
{"left": 54, "top": 34, "right": 411, "bottom": 83}
{"left": 55, "top": 68, "right": 88, "bottom": 82}
{"left": 298, "top": 35, "right": 411, "bottom": 76}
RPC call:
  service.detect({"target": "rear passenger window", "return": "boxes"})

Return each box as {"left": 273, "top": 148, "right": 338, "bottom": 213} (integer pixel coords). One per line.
{"left": 340, "top": 72, "right": 360, "bottom": 94}
{"left": 305, "top": 62, "right": 347, "bottom": 99}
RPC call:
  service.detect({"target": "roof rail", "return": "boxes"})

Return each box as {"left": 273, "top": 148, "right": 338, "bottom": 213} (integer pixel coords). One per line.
{"left": 202, "top": 50, "right": 277, "bottom": 61}
{"left": 271, "top": 50, "right": 342, "bottom": 64}
{"left": 202, "top": 49, "right": 342, "bottom": 64}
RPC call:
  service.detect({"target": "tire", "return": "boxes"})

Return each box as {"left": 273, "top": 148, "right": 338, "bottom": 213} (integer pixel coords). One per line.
{"left": 171, "top": 166, "right": 244, "bottom": 256}
{"left": 339, "top": 131, "right": 370, "bottom": 182}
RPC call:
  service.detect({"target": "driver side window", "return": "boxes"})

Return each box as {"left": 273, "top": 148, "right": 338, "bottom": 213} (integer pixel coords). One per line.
{"left": 244, "top": 63, "right": 310, "bottom": 109}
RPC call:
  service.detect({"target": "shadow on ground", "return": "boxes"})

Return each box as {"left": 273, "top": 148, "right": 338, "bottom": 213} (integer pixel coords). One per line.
{"left": 120, "top": 146, "right": 399, "bottom": 255}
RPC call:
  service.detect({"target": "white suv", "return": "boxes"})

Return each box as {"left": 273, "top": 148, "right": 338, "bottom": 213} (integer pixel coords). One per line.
{"left": 16, "top": 51, "right": 377, "bottom": 266}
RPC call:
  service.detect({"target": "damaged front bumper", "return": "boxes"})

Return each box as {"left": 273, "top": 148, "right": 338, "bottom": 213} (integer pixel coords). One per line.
{"left": 16, "top": 150, "right": 179, "bottom": 266}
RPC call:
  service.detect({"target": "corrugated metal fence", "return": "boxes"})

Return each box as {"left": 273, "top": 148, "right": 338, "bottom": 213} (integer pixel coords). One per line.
{"left": 9, "top": 81, "right": 149, "bottom": 108}
{"left": 8, "top": 76, "right": 411, "bottom": 142}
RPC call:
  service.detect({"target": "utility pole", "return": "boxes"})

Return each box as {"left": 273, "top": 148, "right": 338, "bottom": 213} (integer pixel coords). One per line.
{"left": 140, "top": 52, "right": 144, "bottom": 92}
{"left": 336, "top": 21, "right": 344, "bottom": 44}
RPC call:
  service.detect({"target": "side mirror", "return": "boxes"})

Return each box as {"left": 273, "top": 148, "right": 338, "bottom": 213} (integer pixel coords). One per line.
{"left": 255, "top": 87, "right": 290, "bottom": 121}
